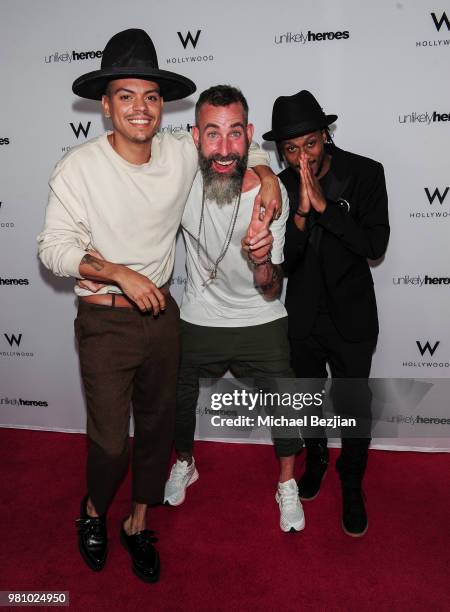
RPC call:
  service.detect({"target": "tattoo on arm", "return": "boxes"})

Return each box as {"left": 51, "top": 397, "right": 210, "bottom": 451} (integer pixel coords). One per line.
{"left": 259, "top": 264, "right": 282, "bottom": 293}
{"left": 81, "top": 254, "right": 104, "bottom": 272}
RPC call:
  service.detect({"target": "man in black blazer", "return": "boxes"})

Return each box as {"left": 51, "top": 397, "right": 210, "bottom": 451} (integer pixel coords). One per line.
{"left": 263, "top": 90, "right": 389, "bottom": 537}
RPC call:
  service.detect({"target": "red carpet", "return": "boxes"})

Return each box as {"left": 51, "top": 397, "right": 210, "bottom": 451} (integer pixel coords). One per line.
{"left": 0, "top": 429, "right": 449, "bottom": 611}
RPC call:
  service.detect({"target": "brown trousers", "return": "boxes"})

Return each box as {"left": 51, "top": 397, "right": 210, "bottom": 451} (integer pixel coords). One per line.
{"left": 75, "top": 296, "right": 180, "bottom": 515}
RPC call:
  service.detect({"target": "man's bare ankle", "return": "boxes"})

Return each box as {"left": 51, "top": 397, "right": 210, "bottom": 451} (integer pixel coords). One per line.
{"left": 124, "top": 515, "right": 146, "bottom": 536}
{"left": 86, "top": 497, "right": 100, "bottom": 517}
{"left": 123, "top": 515, "right": 133, "bottom": 535}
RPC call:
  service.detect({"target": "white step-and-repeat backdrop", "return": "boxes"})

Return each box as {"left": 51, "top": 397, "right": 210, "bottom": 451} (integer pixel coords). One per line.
{"left": 1, "top": 0, "right": 449, "bottom": 451}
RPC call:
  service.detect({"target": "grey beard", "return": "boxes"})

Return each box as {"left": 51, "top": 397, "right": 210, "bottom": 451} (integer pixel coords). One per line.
{"left": 199, "top": 151, "right": 247, "bottom": 206}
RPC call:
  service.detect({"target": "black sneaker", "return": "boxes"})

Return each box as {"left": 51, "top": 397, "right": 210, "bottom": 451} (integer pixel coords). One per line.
{"left": 76, "top": 495, "right": 107, "bottom": 571}
{"left": 120, "top": 521, "right": 160, "bottom": 583}
{"left": 341, "top": 486, "right": 368, "bottom": 537}
{"left": 297, "top": 445, "right": 329, "bottom": 501}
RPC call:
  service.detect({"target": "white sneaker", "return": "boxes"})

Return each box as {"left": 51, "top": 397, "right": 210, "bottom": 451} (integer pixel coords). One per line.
{"left": 275, "top": 479, "right": 305, "bottom": 533}
{"left": 164, "top": 458, "right": 199, "bottom": 506}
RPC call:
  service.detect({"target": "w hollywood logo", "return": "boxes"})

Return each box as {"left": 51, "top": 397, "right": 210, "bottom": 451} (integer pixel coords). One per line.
{"left": 416, "top": 12, "right": 450, "bottom": 47}
{"left": 3, "top": 333, "right": 22, "bottom": 347}
{"left": 410, "top": 187, "right": 450, "bottom": 219}
{"left": 403, "top": 340, "right": 448, "bottom": 368}
{"left": 416, "top": 340, "right": 439, "bottom": 357}
{"left": 166, "top": 30, "right": 213, "bottom": 65}
{"left": 1, "top": 332, "right": 34, "bottom": 357}
{"left": 177, "top": 30, "right": 202, "bottom": 49}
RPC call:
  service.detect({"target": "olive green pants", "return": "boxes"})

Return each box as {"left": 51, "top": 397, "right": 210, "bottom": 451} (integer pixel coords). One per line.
{"left": 175, "top": 317, "right": 303, "bottom": 457}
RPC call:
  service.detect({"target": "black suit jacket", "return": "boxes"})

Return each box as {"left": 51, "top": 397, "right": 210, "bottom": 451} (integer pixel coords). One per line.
{"left": 280, "top": 145, "right": 389, "bottom": 342}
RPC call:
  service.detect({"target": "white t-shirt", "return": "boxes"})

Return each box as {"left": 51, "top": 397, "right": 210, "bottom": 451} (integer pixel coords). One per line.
{"left": 180, "top": 172, "right": 289, "bottom": 327}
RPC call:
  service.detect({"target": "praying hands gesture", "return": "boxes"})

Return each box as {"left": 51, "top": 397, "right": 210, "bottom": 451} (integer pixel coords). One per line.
{"left": 300, "top": 151, "right": 327, "bottom": 213}
{"left": 295, "top": 151, "right": 327, "bottom": 229}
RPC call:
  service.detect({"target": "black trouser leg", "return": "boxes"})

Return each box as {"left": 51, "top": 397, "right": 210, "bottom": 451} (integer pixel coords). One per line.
{"left": 290, "top": 313, "right": 376, "bottom": 482}
{"left": 290, "top": 328, "right": 328, "bottom": 451}
{"left": 337, "top": 438, "right": 370, "bottom": 486}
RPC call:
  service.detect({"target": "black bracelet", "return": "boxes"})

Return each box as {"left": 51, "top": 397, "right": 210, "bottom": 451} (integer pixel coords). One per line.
{"left": 295, "top": 209, "right": 310, "bottom": 218}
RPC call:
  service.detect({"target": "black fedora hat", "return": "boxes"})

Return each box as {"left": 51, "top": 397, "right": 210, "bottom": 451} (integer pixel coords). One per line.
{"left": 72, "top": 28, "right": 196, "bottom": 102}
{"left": 262, "top": 90, "right": 337, "bottom": 141}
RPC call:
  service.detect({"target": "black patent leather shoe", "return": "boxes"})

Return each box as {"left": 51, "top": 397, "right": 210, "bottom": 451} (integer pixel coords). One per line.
{"left": 120, "top": 521, "right": 160, "bottom": 583}
{"left": 76, "top": 495, "right": 107, "bottom": 571}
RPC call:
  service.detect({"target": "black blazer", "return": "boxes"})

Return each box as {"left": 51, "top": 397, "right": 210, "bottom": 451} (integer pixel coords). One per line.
{"left": 280, "top": 146, "right": 389, "bottom": 342}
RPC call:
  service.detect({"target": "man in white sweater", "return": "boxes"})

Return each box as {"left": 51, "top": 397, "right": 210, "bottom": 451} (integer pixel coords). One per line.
{"left": 37, "top": 30, "right": 278, "bottom": 583}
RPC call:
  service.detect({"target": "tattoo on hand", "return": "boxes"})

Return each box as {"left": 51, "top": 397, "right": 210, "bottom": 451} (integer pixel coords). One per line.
{"left": 81, "top": 254, "right": 104, "bottom": 272}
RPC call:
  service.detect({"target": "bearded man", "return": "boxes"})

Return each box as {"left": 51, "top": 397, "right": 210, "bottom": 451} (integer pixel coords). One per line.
{"left": 164, "top": 85, "right": 305, "bottom": 533}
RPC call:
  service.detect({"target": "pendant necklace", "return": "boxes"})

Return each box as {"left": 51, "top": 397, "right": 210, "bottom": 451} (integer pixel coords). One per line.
{"left": 196, "top": 189, "right": 242, "bottom": 285}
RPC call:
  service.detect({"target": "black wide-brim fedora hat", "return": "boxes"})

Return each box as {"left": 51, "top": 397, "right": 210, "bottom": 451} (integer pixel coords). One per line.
{"left": 72, "top": 28, "right": 196, "bottom": 102}
{"left": 262, "top": 90, "right": 337, "bottom": 141}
